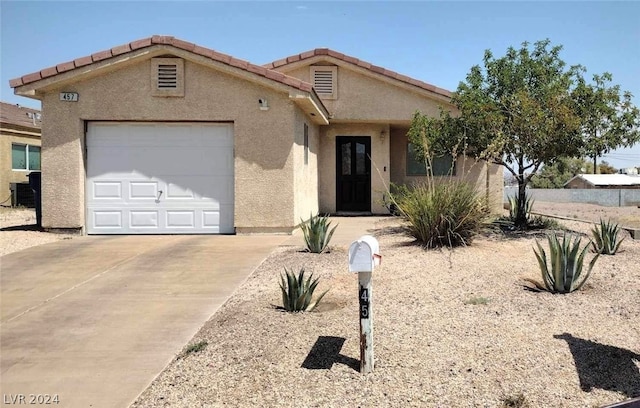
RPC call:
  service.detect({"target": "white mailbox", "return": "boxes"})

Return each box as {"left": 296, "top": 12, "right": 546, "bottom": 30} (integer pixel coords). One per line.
{"left": 348, "top": 235, "right": 381, "bottom": 273}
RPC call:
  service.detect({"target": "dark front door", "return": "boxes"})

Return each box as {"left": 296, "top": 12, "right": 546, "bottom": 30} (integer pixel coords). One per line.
{"left": 336, "top": 136, "right": 371, "bottom": 212}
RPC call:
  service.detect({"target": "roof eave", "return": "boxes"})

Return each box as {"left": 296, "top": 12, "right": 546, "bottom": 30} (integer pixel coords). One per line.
{"left": 289, "top": 89, "right": 330, "bottom": 125}
{"left": 266, "top": 52, "right": 453, "bottom": 103}
{"left": 13, "top": 47, "right": 157, "bottom": 99}
{"left": 10, "top": 36, "right": 317, "bottom": 101}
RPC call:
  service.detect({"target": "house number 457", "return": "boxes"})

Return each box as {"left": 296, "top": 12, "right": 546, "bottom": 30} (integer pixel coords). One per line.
{"left": 59, "top": 92, "right": 79, "bottom": 102}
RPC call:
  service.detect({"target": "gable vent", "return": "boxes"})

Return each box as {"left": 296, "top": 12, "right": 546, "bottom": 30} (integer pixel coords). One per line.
{"left": 151, "top": 58, "right": 184, "bottom": 97}
{"left": 310, "top": 66, "right": 337, "bottom": 99}
{"left": 313, "top": 70, "right": 334, "bottom": 94}
{"left": 157, "top": 64, "right": 178, "bottom": 89}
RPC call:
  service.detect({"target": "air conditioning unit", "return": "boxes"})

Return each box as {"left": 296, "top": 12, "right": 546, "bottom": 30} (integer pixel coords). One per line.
{"left": 9, "top": 183, "right": 35, "bottom": 208}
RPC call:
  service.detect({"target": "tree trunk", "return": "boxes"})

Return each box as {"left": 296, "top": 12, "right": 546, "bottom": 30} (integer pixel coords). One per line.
{"left": 515, "top": 180, "right": 528, "bottom": 229}
{"left": 593, "top": 155, "right": 598, "bottom": 174}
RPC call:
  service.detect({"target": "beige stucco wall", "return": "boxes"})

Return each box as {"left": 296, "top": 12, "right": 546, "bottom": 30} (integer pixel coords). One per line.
{"left": 279, "top": 64, "right": 446, "bottom": 122}
{"left": 390, "top": 127, "right": 504, "bottom": 213}
{"left": 38, "top": 57, "right": 309, "bottom": 232}
{"left": 293, "top": 106, "right": 320, "bottom": 223}
{"left": 318, "top": 123, "right": 390, "bottom": 214}
{"left": 0, "top": 132, "right": 41, "bottom": 202}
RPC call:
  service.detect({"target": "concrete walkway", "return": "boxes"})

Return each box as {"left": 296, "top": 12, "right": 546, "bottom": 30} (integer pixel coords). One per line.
{"left": 0, "top": 234, "right": 288, "bottom": 408}
{"left": 282, "top": 216, "right": 388, "bottom": 249}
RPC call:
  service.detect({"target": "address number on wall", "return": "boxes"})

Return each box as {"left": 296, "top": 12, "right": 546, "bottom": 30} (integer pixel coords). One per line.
{"left": 59, "top": 92, "right": 79, "bottom": 102}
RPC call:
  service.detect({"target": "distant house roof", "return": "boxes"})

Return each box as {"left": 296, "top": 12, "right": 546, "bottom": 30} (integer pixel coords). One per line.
{"left": 264, "top": 48, "right": 452, "bottom": 99}
{"left": 565, "top": 174, "right": 640, "bottom": 187}
{"left": 0, "top": 101, "right": 42, "bottom": 131}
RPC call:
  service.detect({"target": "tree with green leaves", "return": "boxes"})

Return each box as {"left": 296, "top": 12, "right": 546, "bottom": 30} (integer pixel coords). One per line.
{"left": 573, "top": 73, "right": 640, "bottom": 173}
{"left": 598, "top": 160, "right": 618, "bottom": 174}
{"left": 530, "top": 157, "right": 590, "bottom": 188}
{"left": 530, "top": 158, "right": 617, "bottom": 188}
{"left": 428, "top": 40, "right": 583, "bottom": 228}
{"left": 409, "top": 39, "right": 638, "bottom": 229}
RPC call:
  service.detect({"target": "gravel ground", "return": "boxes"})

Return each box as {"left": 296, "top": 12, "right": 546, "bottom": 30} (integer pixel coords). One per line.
{"left": 1, "top": 207, "right": 638, "bottom": 407}
{"left": 0, "top": 208, "right": 75, "bottom": 257}
{"left": 132, "top": 217, "right": 640, "bottom": 408}
{"left": 533, "top": 201, "right": 640, "bottom": 229}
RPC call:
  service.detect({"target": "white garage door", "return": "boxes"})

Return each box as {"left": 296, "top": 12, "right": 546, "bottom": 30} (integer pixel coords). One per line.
{"left": 86, "top": 122, "right": 234, "bottom": 234}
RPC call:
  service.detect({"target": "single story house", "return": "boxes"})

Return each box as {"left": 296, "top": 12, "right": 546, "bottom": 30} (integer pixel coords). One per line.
{"left": 10, "top": 36, "right": 503, "bottom": 234}
{"left": 0, "top": 102, "right": 42, "bottom": 207}
{"left": 565, "top": 174, "right": 640, "bottom": 189}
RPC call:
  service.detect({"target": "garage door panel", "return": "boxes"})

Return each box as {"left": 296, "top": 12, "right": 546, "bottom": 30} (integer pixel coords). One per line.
{"left": 130, "top": 211, "right": 159, "bottom": 228}
{"left": 93, "top": 182, "right": 122, "bottom": 199}
{"left": 87, "top": 123, "right": 234, "bottom": 234}
{"left": 130, "top": 182, "right": 159, "bottom": 199}
{"left": 166, "top": 183, "right": 195, "bottom": 199}
{"left": 93, "top": 211, "right": 123, "bottom": 229}
{"left": 200, "top": 177, "right": 234, "bottom": 203}
{"left": 166, "top": 211, "right": 195, "bottom": 228}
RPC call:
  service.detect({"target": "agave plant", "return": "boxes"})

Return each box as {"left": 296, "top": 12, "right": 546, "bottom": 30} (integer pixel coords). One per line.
{"left": 591, "top": 218, "right": 624, "bottom": 255}
{"left": 279, "top": 267, "right": 328, "bottom": 312}
{"left": 508, "top": 191, "right": 534, "bottom": 224}
{"left": 530, "top": 233, "right": 599, "bottom": 294}
{"left": 300, "top": 213, "right": 337, "bottom": 253}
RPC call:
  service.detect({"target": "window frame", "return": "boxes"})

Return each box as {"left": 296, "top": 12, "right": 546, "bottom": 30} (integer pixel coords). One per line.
{"left": 303, "top": 123, "right": 309, "bottom": 165}
{"left": 406, "top": 143, "right": 455, "bottom": 176}
{"left": 11, "top": 143, "right": 41, "bottom": 171}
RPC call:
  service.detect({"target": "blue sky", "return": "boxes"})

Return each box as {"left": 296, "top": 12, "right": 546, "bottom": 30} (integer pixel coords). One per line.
{"left": 2, "top": 1, "right": 639, "bottom": 169}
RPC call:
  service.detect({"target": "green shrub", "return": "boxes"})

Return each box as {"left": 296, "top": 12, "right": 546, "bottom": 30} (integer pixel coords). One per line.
{"left": 180, "top": 340, "right": 208, "bottom": 358}
{"left": 393, "top": 181, "right": 489, "bottom": 248}
{"left": 508, "top": 192, "right": 534, "bottom": 223}
{"left": 464, "top": 296, "right": 490, "bottom": 305}
{"left": 300, "top": 213, "right": 337, "bottom": 253}
{"left": 530, "top": 233, "right": 599, "bottom": 294}
{"left": 279, "top": 267, "right": 328, "bottom": 312}
{"left": 500, "top": 393, "right": 530, "bottom": 408}
{"left": 591, "top": 218, "right": 624, "bottom": 255}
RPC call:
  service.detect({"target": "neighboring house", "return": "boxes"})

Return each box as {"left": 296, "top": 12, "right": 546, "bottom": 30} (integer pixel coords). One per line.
{"left": 0, "top": 102, "right": 42, "bottom": 207}
{"left": 564, "top": 174, "right": 640, "bottom": 189}
{"left": 9, "top": 35, "right": 502, "bottom": 235}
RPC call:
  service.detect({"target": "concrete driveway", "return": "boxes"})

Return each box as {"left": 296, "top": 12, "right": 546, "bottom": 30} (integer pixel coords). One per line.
{"left": 0, "top": 234, "right": 287, "bottom": 408}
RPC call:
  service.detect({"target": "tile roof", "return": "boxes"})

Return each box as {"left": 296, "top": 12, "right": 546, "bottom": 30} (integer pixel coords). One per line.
{"left": 9, "top": 36, "right": 314, "bottom": 94}
{"left": 0, "top": 102, "right": 42, "bottom": 130}
{"left": 263, "top": 48, "right": 452, "bottom": 98}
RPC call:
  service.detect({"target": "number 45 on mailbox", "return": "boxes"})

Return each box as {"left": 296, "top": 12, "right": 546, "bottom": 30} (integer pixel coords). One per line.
{"left": 348, "top": 235, "right": 381, "bottom": 374}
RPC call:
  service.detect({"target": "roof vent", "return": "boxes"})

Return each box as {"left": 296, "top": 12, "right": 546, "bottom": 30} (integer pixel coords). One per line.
{"left": 311, "top": 66, "right": 337, "bottom": 99}
{"left": 151, "top": 58, "right": 184, "bottom": 97}
{"left": 157, "top": 64, "right": 178, "bottom": 89}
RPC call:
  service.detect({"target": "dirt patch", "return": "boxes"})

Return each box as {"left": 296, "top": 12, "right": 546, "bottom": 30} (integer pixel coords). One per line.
{"left": 132, "top": 215, "right": 640, "bottom": 408}
{"left": 0, "top": 208, "right": 75, "bottom": 256}
{"left": 534, "top": 201, "right": 640, "bottom": 229}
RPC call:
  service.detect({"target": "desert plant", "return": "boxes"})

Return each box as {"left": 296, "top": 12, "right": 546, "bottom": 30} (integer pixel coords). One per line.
{"left": 279, "top": 267, "right": 328, "bottom": 312}
{"left": 591, "top": 218, "right": 624, "bottom": 255}
{"left": 180, "top": 340, "right": 208, "bottom": 358}
{"left": 508, "top": 191, "right": 534, "bottom": 225}
{"left": 464, "top": 296, "right": 490, "bottom": 305}
{"left": 530, "top": 233, "right": 599, "bottom": 294}
{"left": 300, "top": 213, "right": 337, "bottom": 253}
{"left": 393, "top": 181, "right": 489, "bottom": 248}
{"left": 500, "top": 393, "right": 530, "bottom": 408}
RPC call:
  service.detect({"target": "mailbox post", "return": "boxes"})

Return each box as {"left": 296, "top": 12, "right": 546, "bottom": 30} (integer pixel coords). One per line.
{"left": 348, "top": 235, "right": 381, "bottom": 374}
